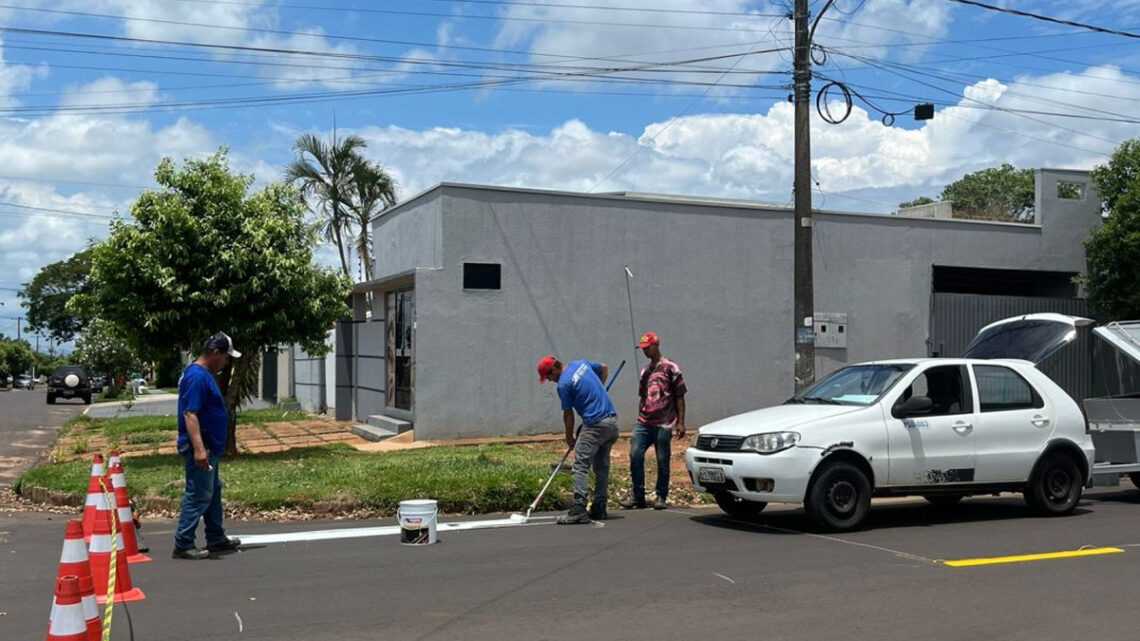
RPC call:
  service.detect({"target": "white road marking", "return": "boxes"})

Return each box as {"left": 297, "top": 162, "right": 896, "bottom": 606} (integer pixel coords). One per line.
{"left": 234, "top": 612, "right": 243, "bottom": 633}
{"left": 744, "top": 520, "right": 938, "bottom": 564}
{"left": 712, "top": 573, "right": 736, "bottom": 584}
{"left": 236, "top": 516, "right": 559, "bottom": 545}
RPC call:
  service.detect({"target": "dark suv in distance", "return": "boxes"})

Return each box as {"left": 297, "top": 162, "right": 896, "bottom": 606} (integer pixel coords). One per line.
{"left": 48, "top": 365, "right": 93, "bottom": 405}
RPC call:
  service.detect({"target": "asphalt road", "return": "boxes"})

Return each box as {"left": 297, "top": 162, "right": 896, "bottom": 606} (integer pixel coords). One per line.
{"left": 6, "top": 489, "right": 1140, "bottom": 641}
{"left": 0, "top": 386, "right": 86, "bottom": 487}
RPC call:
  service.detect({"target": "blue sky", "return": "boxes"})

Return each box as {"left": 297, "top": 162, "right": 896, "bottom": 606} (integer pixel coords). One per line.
{"left": 1, "top": 0, "right": 1139, "bottom": 341}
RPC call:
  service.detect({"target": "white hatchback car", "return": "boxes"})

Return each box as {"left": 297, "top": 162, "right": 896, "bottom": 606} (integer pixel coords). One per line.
{"left": 686, "top": 313, "right": 1096, "bottom": 532}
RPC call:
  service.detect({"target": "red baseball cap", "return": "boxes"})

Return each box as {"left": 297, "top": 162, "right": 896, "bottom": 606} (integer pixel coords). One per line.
{"left": 637, "top": 332, "right": 660, "bottom": 348}
{"left": 536, "top": 355, "right": 557, "bottom": 383}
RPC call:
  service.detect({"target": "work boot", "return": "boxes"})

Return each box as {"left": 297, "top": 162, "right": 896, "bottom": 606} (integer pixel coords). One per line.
{"left": 206, "top": 536, "right": 242, "bottom": 553}
{"left": 654, "top": 495, "right": 667, "bottom": 510}
{"left": 557, "top": 505, "right": 590, "bottom": 525}
{"left": 172, "top": 547, "right": 210, "bottom": 560}
{"left": 618, "top": 496, "right": 647, "bottom": 509}
{"left": 588, "top": 502, "right": 608, "bottom": 521}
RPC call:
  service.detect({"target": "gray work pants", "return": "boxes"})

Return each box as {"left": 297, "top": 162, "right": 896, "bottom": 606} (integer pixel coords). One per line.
{"left": 571, "top": 416, "right": 620, "bottom": 508}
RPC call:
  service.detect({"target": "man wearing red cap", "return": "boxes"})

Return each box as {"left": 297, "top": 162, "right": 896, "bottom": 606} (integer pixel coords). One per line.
{"left": 620, "top": 332, "right": 687, "bottom": 510}
{"left": 537, "top": 355, "right": 619, "bottom": 524}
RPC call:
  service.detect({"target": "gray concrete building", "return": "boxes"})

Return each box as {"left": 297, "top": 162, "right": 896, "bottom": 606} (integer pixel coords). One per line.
{"left": 338, "top": 168, "right": 1102, "bottom": 441}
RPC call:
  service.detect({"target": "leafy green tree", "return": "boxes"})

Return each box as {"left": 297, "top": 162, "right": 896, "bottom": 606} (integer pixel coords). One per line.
{"left": 940, "top": 163, "right": 1036, "bottom": 223}
{"left": 79, "top": 150, "right": 351, "bottom": 454}
{"left": 1083, "top": 139, "right": 1140, "bottom": 320}
{"left": 0, "top": 338, "right": 36, "bottom": 377}
{"left": 286, "top": 132, "right": 367, "bottom": 280}
{"left": 347, "top": 159, "right": 398, "bottom": 282}
{"left": 286, "top": 132, "right": 399, "bottom": 282}
{"left": 18, "top": 248, "right": 94, "bottom": 343}
{"left": 898, "top": 196, "right": 935, "bottom": 209}
{"left": 73, "top": 318, "right": 141, "bottom": 395}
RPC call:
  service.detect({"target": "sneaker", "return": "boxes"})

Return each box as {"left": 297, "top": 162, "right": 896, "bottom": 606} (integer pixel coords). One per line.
{"left": 618, "top": 496, "right": 647, "bottom": 509}
{"left": 172, "top": 547, "right": 210, "bottom": 560}
{"left": 654, "top": 495, "right": 667, "bottom": 510}
{"left": 206, "top": 536, "right": 242, "bottom": 553}
{"left": 588, "top": 503, "right": 608, "bottom": 520}
{"left": 557, "top": 505, "right": 590, "bottom": 525}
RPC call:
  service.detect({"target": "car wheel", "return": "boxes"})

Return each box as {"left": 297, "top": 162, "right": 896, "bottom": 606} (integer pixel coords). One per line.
{"left": 713, "top": 491, "right": 767, "bottom": 519}
{"left": 805, "top": 461, "right": 872, "bottom": 532}
{"left": 1024, "top": 453, "right": 1083, "bottom": 515}
{"left": 46, "top": 394, "right": 55, "bottom": 405}
{"left": 923, "top": 494, "right": 965, "bottom": 506}
{"left": 1129, "top": 473, "right": 1140, "bottom": 491}
{"left": 83, "top": 394, "right": 92, "bottom": 405}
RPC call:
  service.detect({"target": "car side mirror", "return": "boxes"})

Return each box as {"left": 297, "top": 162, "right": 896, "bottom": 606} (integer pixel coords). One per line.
{"left": 895, "top": 395, "right": 934, "bottom": 418}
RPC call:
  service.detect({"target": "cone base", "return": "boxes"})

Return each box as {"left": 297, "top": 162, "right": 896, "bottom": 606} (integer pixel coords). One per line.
{"left": 126, "top": 553, "right": 152, "bottom": 564}
{"left": 95, "top": 587, "right": 145, "bottom": 604}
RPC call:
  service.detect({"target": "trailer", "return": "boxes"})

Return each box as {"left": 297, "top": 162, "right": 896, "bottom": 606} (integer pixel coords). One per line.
{"left": 1087, "top": 321, "right": 1140, "bottom": 487}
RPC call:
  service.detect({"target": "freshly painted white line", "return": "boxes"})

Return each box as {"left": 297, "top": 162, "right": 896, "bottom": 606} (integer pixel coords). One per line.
{"left": 234, "top": 612, "right": 243, "bottom": 633}
{"left": 236, "top": 516, "right": 559, "bottom": 545}
{"left": 752, "top": 521, "right": 937, "bottom": 564}
{"left": 712, "top": 573, "right": 736, "bottom": 584}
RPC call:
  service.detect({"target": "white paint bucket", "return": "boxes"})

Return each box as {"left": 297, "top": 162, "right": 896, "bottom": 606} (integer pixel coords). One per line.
{"left": 397, "top": 499, "right": 438, "bottom": 546}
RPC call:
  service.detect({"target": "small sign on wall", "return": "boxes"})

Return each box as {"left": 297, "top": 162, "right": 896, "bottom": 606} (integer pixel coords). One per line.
{"left": 814, "top": 312, "right": 848, "bottom": 349}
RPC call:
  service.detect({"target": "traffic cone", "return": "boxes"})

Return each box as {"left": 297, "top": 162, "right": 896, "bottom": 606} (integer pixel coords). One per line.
{"left": 46, "top": 575, "right": 87, "bottom": 641}
{"left": 108, "top": 463, "right": 150, "bottom": 563}
{"left": 77, "top": 575, "right": 101, "bottom": 641}
{"left": 55, "top": 520, "right": 91, "bottom": 581}
{"left": 108, "top": 454, "right": 149, "bottom": 552}
{"left": 80, "top": 455, "right": 106, "bottom": 542}
{"left": 107, "top": 451, "right": 121, "bottom": 469}
{"left": 87, "top": 504, "right": 144, "bottom": 603}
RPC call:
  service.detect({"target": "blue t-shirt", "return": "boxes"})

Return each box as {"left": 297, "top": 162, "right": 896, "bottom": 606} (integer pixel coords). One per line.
{"left": 557, "top": 360, "right": 616, "bottom": 426}
{"left": 177, "top": 363, "right": 229, "bottom": 455}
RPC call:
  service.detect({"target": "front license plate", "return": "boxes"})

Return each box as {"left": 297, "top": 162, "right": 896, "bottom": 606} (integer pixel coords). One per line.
{"left": 697, "top": 467, "right": 726, "bottom": 484}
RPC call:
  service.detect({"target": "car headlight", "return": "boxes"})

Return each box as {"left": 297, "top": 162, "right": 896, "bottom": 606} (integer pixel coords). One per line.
{"left": 741, "top": 432, "right": 800, "bottom": 454}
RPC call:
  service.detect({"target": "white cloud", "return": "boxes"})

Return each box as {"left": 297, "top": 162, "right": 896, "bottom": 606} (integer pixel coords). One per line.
{"left": 0, "top": 39, "right": 48, "bottom": 109}
{"left": 351, "top": 65, "right": 1137, "bottom": 210}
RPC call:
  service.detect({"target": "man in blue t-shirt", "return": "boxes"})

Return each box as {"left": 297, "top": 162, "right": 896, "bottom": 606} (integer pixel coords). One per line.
{"left": 173, "top": 332, "right": 243, "bottom": 559}
{"left": 537, "top": 355, "right": 620, "bottom": 524}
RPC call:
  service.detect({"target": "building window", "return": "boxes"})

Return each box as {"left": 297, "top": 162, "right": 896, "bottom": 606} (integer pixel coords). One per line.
{"left": 463, "top": 263, "right": 501, "bottom": 290}
{"left": 1057, "top": 181, "right": 1085, "bottom": 201}
{"left": 974, "top": 365, "right": 1043, "bottom": 412}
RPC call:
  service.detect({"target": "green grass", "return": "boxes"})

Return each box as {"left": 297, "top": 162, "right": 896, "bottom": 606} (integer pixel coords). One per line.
{"left": 235, "top": 407, "right": 311, "bottom": 425}
{"left": 16, "top": 444, "right": 578, "bottom": 515}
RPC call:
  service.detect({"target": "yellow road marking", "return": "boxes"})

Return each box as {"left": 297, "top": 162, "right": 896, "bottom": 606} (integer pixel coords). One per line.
{"left": 943, "top": 547, "right": 1124, "bottom": 567}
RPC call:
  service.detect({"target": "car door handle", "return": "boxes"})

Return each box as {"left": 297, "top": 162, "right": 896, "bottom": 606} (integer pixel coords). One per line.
{"left": 1031, "top": 415, "right": 1051, "bottom": 427}
{"left": 953, "top": 422, "right": 973, "bottom": 433}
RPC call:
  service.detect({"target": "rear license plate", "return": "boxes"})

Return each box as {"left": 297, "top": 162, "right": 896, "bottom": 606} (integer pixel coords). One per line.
{"left": 698, "top": 467, "right": 726, "bottom": 484}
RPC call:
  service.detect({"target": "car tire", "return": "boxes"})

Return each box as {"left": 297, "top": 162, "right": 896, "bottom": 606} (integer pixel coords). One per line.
{"left": 46, "top": 394, "right": 55, "bottom": 405}
{"left": 83, "top": 394, "right": 92, "bottom": 405}
{"left": 923, "top": 494, "right": 965, "bottom": 506}
{"left": 1129, "top": 473, "right": 1140, "bottom": 491}
{"left": 805, "top": 461, "right": 872, "bottom": 532}
{"left": 1024, "top": 452, "right": 1083, "bottom": 515}
{"left": 713, "top": 491, "right": 767, "bottom": 519}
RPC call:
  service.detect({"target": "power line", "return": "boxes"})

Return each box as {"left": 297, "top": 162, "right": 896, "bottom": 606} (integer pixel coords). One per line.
{"left": 171, "top": 0, "right": 785, "bottom": 18}
{"left": 940, "top": 0, "right": 1140, "bottom": 40}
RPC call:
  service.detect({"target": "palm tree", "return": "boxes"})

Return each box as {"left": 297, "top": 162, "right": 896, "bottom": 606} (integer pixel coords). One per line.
{"left": 347, "top": 159, "right": 398, "bottom": 282}
{"left": 285, "top": 131, "right": 368, "bottom": 279}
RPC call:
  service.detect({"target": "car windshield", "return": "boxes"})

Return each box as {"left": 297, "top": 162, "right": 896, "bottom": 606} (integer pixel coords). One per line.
{"left": 787, "top": 364, "right": 914, "bottom": 406}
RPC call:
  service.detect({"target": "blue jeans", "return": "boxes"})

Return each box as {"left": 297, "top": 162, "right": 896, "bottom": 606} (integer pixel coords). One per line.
{"left": 630, "top": 424, "right": 671, "bottom": 499}
{"left": 174, "top": 450, "right": 228, "bottom": 550}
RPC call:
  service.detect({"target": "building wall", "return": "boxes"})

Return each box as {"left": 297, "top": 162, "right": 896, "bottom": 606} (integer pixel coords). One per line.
{"left": 368, "top": 173, "right": 1101, "bottom": 440}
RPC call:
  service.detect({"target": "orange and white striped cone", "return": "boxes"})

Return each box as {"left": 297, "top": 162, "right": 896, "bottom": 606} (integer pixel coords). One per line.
{"left": 55, "top": 520, "right": 91, "bottom": 581}
{"left": 80, "top": 455, "right": 105, "bottom": 542}
{"left": 76, "top": 575, "right": 100, "bottom": 641}
{"left": 46, "top": 575, "right": 87, "bottom": 641}
{"left": 108, "top": 464, "right": 150, "bottom": 563}
{"left": 87, "top": 502, "right": 144, "bottom": 603}
{"left": 107, "top": 451, "right": 121, "bottom": 469}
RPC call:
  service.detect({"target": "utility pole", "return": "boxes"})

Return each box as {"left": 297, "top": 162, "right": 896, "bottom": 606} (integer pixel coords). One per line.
{"left": 16, "top": 315, "right": 21, "bottom": 341}
{"left": 792, "top": 0, "right": 815, "bottom": 393}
